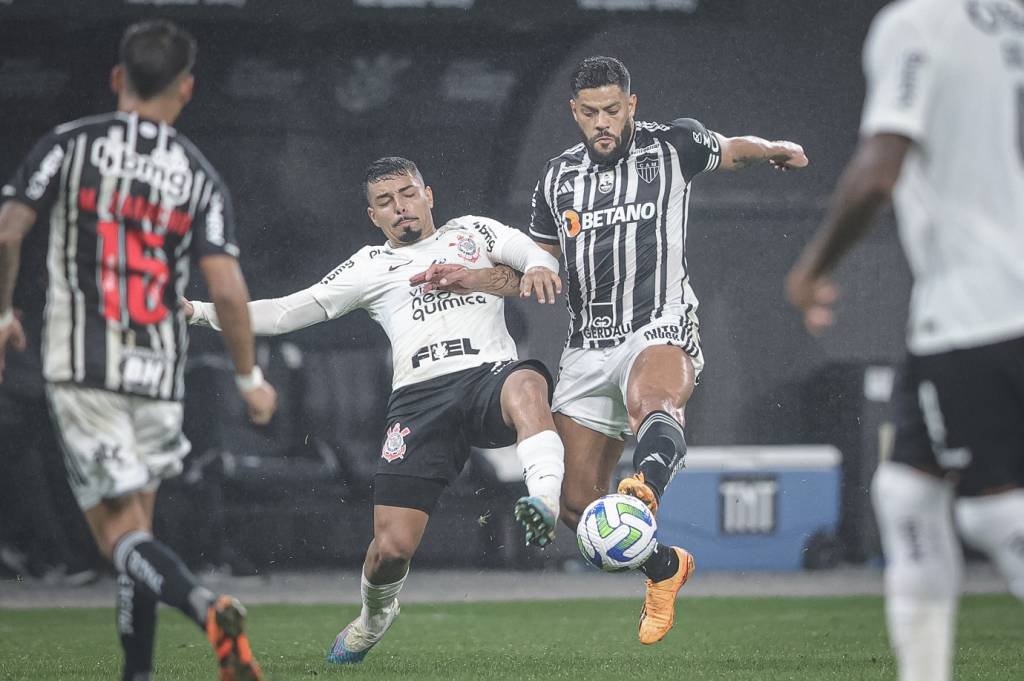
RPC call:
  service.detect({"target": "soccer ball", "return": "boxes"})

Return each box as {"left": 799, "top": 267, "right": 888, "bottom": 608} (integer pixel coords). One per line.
{"left": 576, "top": 494, "right": 657, "bottom": 572}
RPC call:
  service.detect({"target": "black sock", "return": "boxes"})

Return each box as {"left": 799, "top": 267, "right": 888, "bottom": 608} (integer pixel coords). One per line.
{"left": 113, "top": 531, "right": 212, "bottom": 631}
{"left": 640, "top": 543, "right": 680, "bottom": 582}
{"left": 117, "top": 574, "right": 157, "bottom": 681}
{"left": 632, "top": 411, "right": 687, "bottom": 499}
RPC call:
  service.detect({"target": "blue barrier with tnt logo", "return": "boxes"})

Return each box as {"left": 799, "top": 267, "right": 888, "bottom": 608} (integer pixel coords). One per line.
{"left": 653, "top": 446, "right": 842, "bottom": 571}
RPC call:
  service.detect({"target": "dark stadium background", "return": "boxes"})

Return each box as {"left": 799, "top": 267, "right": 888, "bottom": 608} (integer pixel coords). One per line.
{"left": 0, "top": 0, "right": 906, "bottom": 578}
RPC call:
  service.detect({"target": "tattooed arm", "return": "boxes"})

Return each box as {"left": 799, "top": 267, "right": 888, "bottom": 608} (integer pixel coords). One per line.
{"left": 717, "top": 133, "right": 808, "bottom": 171}
{"left": 410, "top": 263, "right": 562, "bottom": 304}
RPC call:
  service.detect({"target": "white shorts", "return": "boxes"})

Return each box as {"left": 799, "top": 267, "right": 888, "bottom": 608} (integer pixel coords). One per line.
{"left": 47, "top": 384, "right": 191, "bottom": 510}
{"left": 551, "top": 314, "right": 704, "bottom": 440}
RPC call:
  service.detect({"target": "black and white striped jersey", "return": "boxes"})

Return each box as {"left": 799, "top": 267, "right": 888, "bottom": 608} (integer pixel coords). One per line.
{"left": 530, "top": 118, "right": 721, "bottom": 349}
{"left": 2, "top": 111, "right": 239, "bottom": 401}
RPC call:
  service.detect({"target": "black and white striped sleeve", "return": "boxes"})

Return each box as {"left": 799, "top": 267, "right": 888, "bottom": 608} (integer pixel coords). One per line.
{"left": 668, "top": 118, "right": 722, "bottom": 180}
{"left": 1, "top": 128, "right": 67, "bottom": 213}
{"left": 528, "top": 166, "right": 560, "bottom": 245}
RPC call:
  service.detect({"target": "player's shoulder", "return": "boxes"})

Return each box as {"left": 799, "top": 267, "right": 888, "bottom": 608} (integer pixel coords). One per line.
{"left": 639, "top": 118, "right": 715, "bottom": 149}
{"left": 51, "top": 111, "right": 121, "bottom": 139}
{"left": 439, "top": 215, "right": 506, "bottom": 248}
{"left": 542, "top": 142, "right": 588, "bottom": 170}
{"left": 318, "top": 244, "right": 387, "bottom": 284}
{"left": 869, "top": 0, "right": 949, "bottom": 42}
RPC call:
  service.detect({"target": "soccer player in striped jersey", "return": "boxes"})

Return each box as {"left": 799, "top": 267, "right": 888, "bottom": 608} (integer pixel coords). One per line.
{"left": 0, "top": 20, "right": 275, "bottom": 681}
{"left": 418, "top": 55, "right": 807, "bottom": 644}
{"left": 788, "top": 2, "right": 1024, "bottom": 680}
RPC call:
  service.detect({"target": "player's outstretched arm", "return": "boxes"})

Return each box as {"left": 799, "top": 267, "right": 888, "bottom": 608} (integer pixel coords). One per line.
{"left": 0, "top": 200, "right": 35, "bottom": 383}
{"left": 185, "top": 286, "right": 331, "bottom": 335}
{"left": 717, "top": 134, "right": 809, "bottom": 171}
{"left": 786, "top": 133, "right": 911, "bottom": 334}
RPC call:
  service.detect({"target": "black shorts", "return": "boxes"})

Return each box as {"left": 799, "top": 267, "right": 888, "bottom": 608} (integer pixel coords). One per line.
{"left": 891, "top": 335, "right": 1024, "bottom": 496}
{"left": 373, "top": 359, "right": 553, "bottom": 513}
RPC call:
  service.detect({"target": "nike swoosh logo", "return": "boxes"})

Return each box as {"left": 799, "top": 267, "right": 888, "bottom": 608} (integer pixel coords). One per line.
{"left": 389, "top": 261, "right": 412, "bottom": 272}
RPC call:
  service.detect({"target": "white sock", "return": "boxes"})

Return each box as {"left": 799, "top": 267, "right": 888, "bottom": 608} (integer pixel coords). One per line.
{"left": 956, "top": 489, "right": 1024, "bottom": 600}
{"left": 872, "top": 462, "right": 961, "bottom": 681}
{"left": 516, "top": 430, "right": 564, "bottom": 502}
{"left": 360, "top": 570, "right": 407, "bottom": 635}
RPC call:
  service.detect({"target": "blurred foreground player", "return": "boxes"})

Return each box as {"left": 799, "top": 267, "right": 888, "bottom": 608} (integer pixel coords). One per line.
{"left": 0, "top": 20, "right": 277, "bottom": 681}
{"left": 787, "top": 2, "right": 1024, "bottom": 680}
{"left": 186, "top": 157, "right": 565, "bottom": 664}
{"left": 422, "top": 56, "right": 808, "bottom": 644}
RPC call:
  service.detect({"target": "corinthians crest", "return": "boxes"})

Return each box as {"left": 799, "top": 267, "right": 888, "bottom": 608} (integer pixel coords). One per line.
{"left": 450, "top": 234, "right": 480, "bottom": 263}
{"left": 636, "top": 156, "right": 660, "bottom": 184}
{"left": 382, "top": 422, "right": 411, "bottom": 462}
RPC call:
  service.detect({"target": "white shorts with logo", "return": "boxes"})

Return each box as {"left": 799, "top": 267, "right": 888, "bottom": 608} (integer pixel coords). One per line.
{"left": 551, "top": 314, "right": 704, "bottom": 440}
{"left": 47, "top": 383, "right": 191, "bottom": 510}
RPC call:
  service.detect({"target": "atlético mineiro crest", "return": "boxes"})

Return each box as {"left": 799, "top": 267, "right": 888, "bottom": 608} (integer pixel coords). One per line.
{"left": 450, "top": 234, "right": 480, "bottom": 263}
{"left": 636, "top": 157, "right": 660, "bottom": 184}
{"left": 382, "top": 423, "right": 411, "bottom": 462}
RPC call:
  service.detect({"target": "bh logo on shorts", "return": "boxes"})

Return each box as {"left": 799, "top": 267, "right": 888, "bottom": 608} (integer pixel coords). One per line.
{"left": 450, "top": 234, "right": 480, "bottom": 263}
{"left": 382, "top": 423, "right": 411, "bottom": 462}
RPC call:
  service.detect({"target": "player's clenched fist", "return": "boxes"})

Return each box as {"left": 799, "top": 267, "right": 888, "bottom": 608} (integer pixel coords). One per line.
{"left": 768, "top": 141, "right": 808, "bottom": 171}
{"left": 241, "top": 382, "right": 277, "bottom": 425}
{"left": 520, "top": 266, "right": 562, "bottom": 305}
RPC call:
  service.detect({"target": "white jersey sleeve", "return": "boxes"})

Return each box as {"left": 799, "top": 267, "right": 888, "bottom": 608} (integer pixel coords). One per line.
{"left": 859, "top": 5, "right": 939, "bottom": 141}
{"left": 307, "top": 247, "right": 375, "bottom": 319}
{"left": 189, "top": 291, "right": 328, "bottom": 335}
{"left": 462, "top": 215, "right": 560, "bottom": 273}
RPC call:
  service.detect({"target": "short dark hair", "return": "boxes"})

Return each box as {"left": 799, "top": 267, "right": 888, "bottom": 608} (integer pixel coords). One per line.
{"left": 364, "top": 157, "right": 424, "bottom": 201}
{"left": 570, "top": 56, "right": 631, "bottom": 96}
{"left": 119, "top": 20, "right": 197, "bottom": 100}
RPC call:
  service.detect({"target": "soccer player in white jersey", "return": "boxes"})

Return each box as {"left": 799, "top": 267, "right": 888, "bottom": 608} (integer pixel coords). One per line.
{"left": 419, "top": 56, "right": 807, "bottom": 644}
{"left": 186, "top": 156, "right": 566, "bottom": 664}
{"left": 0, "top": 20, "right": 276, "bottom": 681}
{"left": 787, "top": 2, "right": 1024, "bottom": 680}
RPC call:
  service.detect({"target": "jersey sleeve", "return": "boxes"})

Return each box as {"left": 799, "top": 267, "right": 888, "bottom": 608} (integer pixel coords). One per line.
{"left": 1, "top": 128, "right": 68, "bottom": 214}
{"left": 528, "top": 166, "right": 560, "bottom": 245}
{"left": 307, "top": 249, "right": 372, "bottom": 319}
{"left": 468, "top": 216, "right": 560, "bottom": 273}
{"left": 667, "top": 118, "right": 723, "bottom": 180}
{"left": 859, "top": 7, "right": 935, "bottom": 142}
{"left": 191, "top": 174, "right": 241, "bottom": 259}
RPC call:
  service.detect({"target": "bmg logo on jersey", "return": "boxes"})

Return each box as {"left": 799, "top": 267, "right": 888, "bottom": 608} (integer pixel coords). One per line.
{"left": 91, "top": 131, "right": 193, "bottom": 206}
{"left": 561, "top": 202, "right": 657, "bottom": 237}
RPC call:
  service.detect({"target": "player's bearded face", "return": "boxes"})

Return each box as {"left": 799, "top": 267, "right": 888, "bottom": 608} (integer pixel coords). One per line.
{"left": 572, "top": 86, "right": 636, "bottom": 164}
{"left": 367, "top": 173, "right": 436, "bottom": 246}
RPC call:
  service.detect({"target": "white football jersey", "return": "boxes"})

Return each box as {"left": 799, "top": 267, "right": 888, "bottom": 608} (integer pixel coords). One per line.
{"left": 860, "top": 0, "right": 1024, "bottom": 354}
{"left": 310, "top": 215, "right": 548, "bottom": 389}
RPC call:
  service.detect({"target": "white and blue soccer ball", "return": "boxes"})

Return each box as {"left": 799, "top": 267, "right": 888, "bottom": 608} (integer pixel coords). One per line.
{"left": 576, "top": 494, "right": 658, "bottom": 572}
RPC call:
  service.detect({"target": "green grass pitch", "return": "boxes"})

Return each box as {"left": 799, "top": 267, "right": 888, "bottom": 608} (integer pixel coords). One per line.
{"left": 0, "top": 596, "right": 1019, "bottom": 680}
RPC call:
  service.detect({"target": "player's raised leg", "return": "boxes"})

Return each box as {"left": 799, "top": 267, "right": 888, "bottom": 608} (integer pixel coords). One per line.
{"left": 500, "top": 368, "right": 565, "bottom": 547}
{"left": 329, "top": 501, "right": 429, "bottom": 664}
{"left": 621, "top": 345, "right": 696, "bottom": 644}
{"left": 554, "top": 413, "right": 625, "bottom": 531}
{"left": 87, "top": 493, "right": 262, "bottom": 681}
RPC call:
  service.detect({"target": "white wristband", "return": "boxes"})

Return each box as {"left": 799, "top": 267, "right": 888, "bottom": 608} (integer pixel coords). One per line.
{"left": 0, "top": 309, "right": 13, "bottom": 329}
{"left": 235, "top": 366, "right": 265, "bottom": 392}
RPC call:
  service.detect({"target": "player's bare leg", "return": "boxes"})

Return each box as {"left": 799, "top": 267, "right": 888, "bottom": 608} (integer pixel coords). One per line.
{"left": 621, "top": 345, "right": 697, "bottom": 645}
{"left": 86, "top": 492, "right": 262, "bottom": 681}
{"left": 329, "top": 505, "right": 428, "bottom": 664}
{"left": 554, "top": 413, "right": 624, "bottom": 531}
{"left": 500, "top": 368, "right": 565, "bottom": 546}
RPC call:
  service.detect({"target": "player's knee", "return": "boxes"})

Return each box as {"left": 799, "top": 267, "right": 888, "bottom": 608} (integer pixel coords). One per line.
{"left": 873, "top": 462, "right": 960, "bottom": 597}
{"left": 371, "top": 533, "right": 416, "bottom": 571}
{"left": 627, "top": 395, "right": 683, "bottom": 428}
{"left": 503, "top": 371, "right": 551, "bottom": 423}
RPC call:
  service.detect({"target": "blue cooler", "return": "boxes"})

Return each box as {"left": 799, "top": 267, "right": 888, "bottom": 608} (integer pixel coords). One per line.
{"left": 652, "top": 446, "right": 842, "bottom": 571}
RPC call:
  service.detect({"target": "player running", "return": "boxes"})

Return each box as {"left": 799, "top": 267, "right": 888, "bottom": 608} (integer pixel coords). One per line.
{"left": 185, "top": 156, "right": 566, "bottom": 664}
{"left": 418, "top": 56, "right": 807, "bottom": 644}
{"left": 787, "top": 2, "right": 1024, "bottom": 680}
{"left": 0, "top": 20, "right": 276, "bottom": 681}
